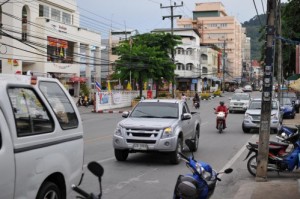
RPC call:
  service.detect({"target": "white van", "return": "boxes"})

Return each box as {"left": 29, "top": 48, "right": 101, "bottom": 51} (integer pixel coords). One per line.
{"left": 0, "top": 74, "right": 84, "bottom": 199}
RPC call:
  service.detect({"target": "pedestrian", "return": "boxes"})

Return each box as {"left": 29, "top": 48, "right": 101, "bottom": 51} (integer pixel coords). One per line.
{"left": 181, "top": 93, "right": 187, "bottom": 102}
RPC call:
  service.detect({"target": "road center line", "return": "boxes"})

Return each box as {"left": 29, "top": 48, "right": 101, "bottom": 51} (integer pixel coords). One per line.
{"left": 218, "top": 134, "right": 257, "bottom": 178}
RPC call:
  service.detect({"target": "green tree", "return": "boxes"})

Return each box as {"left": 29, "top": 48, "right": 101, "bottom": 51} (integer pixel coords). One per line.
{"left": 112, "top": 33, "right": 180, "bottom": 97}
{"left": 281, "top": 0, "right": 300, "bottom": 78}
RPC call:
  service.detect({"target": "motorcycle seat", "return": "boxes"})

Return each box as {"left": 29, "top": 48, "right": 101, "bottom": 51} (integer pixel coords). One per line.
{"left": 269, "top": 141, "right": 289, "bottom": 147}
{"left": 249, "top": 142, "right": 283, "bottom": 151}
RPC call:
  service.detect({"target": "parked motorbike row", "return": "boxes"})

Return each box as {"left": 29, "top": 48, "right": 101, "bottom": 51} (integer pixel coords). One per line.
{"left": 76, "top": 95, "right": 93, "bottom": 107}
{"left": 244, "top": 124, "right": 300, "bottom": 176}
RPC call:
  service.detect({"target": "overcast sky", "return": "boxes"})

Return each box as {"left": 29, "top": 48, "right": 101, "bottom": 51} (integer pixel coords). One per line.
{"left": 77, "top": 0, "right": 288, "bottom": 38}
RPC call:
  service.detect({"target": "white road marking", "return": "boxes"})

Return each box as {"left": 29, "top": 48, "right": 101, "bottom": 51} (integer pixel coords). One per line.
{"left": 218, "top": 134, "right": 257, "bottom": 178}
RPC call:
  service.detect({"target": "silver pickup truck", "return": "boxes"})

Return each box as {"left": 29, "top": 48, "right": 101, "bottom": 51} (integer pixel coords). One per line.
{"left": 113, "top": 99, "right": 201, "bottom": 164}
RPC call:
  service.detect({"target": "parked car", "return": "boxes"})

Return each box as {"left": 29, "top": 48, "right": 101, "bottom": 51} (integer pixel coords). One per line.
{"left": 279, "top": 97, "right": 296, "bottom": 119}
{"left": 242, "top": 98, "right": 282, "bottom": 134}
{"left": 113, "top": 99, "right": 201, "bottom": 164}
{"left": 234, "top": 88, "right": 244, "bottom": 93}
{"left": 229, "top": 93, "right": 251, "bottom": 113}
{"left": 0, "top": 74, "right": 84, "bottom": 199}
{"left": 281, "top": 92, "right": 300, "bottom": 113}
{"left": 243, "top": 85, "right": 253, "bottom": 92}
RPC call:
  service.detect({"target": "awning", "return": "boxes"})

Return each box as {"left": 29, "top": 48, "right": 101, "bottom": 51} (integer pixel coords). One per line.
{"left": 286, "top": 74, "right": 300, "bottom": 81}
{"left": 69, "top": 76, "right": 87, "bottom": 83}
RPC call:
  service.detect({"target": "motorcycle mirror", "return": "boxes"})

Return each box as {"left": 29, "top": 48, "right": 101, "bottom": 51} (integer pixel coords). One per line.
{"left": 185, "top": 139, "right": 196, "bottom": 152}
{"left": 224, "top": 168, "right": 233, "bottom": 174}
{"left": 87, "top": 161, "right": 104, "bottom": 178}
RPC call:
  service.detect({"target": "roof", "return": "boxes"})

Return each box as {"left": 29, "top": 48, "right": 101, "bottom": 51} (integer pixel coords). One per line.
{"left": 140, "top": 99, "right": 180, "bottom": 103}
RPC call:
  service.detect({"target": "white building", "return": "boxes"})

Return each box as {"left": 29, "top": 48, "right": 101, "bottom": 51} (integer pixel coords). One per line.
{"left": 152, "top": 28, "right": 203, "bottom": 92}
{"left": 0, "top": 0, "right": 101, "bottom": 96}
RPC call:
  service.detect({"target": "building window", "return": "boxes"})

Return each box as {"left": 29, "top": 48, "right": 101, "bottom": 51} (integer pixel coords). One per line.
{"left": 184, "top": 24, "right": 192, "bottom": 28}
{"left": 186, "top": 48, "right": 193, "bottom": 55}
{"left": 202, "top": 67, "right": 208, "bottom": 74}
{"left": 0, "top": 60, "right": 2, "bottom": 73}
{"left": 0, "top": 6, "right": 2, "bottom": 39}
{"left": 51, "top": 8, "right": 61, "bottom": 22}
{"left": 187, "top": 63, "right": 193, "bottom": 71}
{"left": 39, "top": 4, "right": 49, "bottom": 18}
{"left": 22, "top": 6, "right": 28, "bottom": 41}
{"left": 201, "top": 54, "right": 208, "bottom": 61}
{"left": 62, "top": 12, "right": 71, "bottom": 24}
{"left": 177, "top": 48, "right": 184, "bottom": 55}
{"left": 47, "top": 36, "right": 74, "bottom": 63}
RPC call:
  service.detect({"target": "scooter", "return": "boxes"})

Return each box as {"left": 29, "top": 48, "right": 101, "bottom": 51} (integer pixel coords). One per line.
{"left": 276, "top": 124, "right": 300, "bottom": 142}
{"left": 214, "top": 108, "right": 226, "bottom": 134}
{"left": 173, "top": 139, "right": 233, "bottom": 199}
{"left": 194, "top": 101, "right": 200, "bottom": 109}
{"left": 244, "top": 131, "right": 300, "bottom": 176}
{"left": 72, "top": 161, "right": 104, "bottom": 199}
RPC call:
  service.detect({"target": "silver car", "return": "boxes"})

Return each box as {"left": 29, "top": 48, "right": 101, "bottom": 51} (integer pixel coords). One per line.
{"left": 242, "top": 98, "right": 282, "bottom": 133}
{"left": 229, "top": 93, "right": 251, "bottom": 113}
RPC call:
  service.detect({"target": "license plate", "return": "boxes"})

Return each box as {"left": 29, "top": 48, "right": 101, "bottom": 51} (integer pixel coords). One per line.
{"left": 133, "top": 143, "right": 148, "bottom": 150}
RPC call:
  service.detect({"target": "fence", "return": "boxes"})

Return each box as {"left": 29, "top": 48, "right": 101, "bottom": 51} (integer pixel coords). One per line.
{"left": 95, "top": 90, "right": 157, "bottom": 112}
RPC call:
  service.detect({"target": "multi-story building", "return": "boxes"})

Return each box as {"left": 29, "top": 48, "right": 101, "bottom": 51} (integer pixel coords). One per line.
{"left": 241, "top": 27, "right": 251, "bottom": 86}
{"left": 152, "top": 28, "right": 203, "bottom": 92}
{"left": 177, "top": 2, "right": 244, "bottom": 80}
{"left": 0, "top": 0, "right": 101, "bottom": 97}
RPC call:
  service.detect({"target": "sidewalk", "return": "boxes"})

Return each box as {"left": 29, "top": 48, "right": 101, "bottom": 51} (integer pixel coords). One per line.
{"left": 233, "top": 112, "right": 300, "bottom": 199}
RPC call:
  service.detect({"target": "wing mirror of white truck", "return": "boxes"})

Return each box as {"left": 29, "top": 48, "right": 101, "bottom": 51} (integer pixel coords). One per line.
{"left": 122, "top": 111, "right": 129, "bottom": 118}
{"left": 181, "top": 113, "right": 192, "bottom": 120}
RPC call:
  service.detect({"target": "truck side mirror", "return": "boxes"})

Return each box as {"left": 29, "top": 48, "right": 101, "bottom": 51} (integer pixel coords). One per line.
{"left": 181, "top": 113, "right": 191, "bottom": 120}
{"left": 122, "top": 111, "right": 129, "bottom": 118}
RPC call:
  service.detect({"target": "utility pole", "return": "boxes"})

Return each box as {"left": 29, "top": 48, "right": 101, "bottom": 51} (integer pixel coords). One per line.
{"left": 256, "top": 0, "right": 277, "bottom": 181}
{"left": 218, "top": 38, "right": 231, "bottom": 92}
{"left": 277, "top": 0, "right": 282, "bottom": 103}
{"left": 160, "top": 1, "right": 183, "bottom": 98}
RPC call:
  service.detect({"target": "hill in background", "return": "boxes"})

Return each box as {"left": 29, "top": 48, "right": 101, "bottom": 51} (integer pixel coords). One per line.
{"left": 242, "top": 14, "right": 267, "bottom": 61}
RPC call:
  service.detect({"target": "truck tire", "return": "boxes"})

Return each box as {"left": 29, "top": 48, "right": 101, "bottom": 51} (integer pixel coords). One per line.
{"left": 170, "top": 138, "right": 182, "bottom": 165}
{"left": 242, "top": 123, "right": 250, "bottom": 133}
{"left": 114, "top": 149, "right": 129, "bottom": 161}
{"left": 36, "top": 181, "right": 61, "bottom": 199}
{"left": 192, "top": 128, "right": 200, "bottom": 152}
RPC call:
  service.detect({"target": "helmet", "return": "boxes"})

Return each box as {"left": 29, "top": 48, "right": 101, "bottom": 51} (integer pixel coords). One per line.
{"left": 220, "top": 101, "right": 224, "bottom": 106}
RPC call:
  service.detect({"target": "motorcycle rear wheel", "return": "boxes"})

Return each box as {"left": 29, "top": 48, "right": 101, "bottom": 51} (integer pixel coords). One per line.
{"left": 247, "top": 155, "right": 258, "bottom": 176}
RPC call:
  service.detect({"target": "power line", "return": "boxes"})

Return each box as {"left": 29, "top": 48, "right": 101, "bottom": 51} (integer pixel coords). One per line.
{"left": 252, "top": 0, "right": 264, "bottom": 27}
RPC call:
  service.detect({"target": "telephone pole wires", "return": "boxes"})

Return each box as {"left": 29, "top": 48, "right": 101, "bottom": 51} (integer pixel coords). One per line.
{"left": 160, "top": 1, "right": 183, "bottom": 98}
{"left": 256, "top": 0, "right": 277, "bottom": 181}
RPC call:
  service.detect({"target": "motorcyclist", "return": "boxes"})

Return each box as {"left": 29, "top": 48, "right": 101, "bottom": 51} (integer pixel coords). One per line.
{"left": 193, "top": 93, "right": 200, "bottom": 108}
{"left": 215, "top": 101, "right": 228, "bottom": 128}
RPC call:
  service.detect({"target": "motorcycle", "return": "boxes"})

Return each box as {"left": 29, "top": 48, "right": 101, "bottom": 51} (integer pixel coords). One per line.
{"left": 276, "top": 124, "right": 300, "bottom": 142}
{"left": 244, "top": 131, "right": 300, "bottom": 177}
{"left": 173, "top": 139, "right": 233, "bottom": 199}
{"left": 194, "top": 101, "right": 200, "bottom": 109}
{"left": 214, "top": 108, "right": 226, "bottom": 134}
{"left": 72, "top": 161, "right": 104, "bottom": 199}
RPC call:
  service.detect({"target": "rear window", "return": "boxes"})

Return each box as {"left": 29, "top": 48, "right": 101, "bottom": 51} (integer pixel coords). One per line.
{"left": 8, "top": 87, "right": 54, "bottom": 137}
{"left": 249, "top": 100, "right": 278, "bottom": 110}
{"left": 39, "top": 82, "right": 78, "bottom": 130}
{"left": 131, "top": 102, "right": 179, "bottom": 118}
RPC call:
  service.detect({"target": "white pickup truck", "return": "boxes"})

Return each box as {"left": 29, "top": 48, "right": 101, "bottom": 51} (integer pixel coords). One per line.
{"left": 113, "top": 99, "right": 201, "bottom": 164}
{"left": 0, "top": 74, "right": 84, "bottom": 199}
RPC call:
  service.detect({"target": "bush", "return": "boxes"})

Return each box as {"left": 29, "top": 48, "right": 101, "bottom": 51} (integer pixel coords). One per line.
{"left": 158, "top": 93, "right": 167, "bottom": 97}
{"left": 213, "top": 89, "right": 222, "bottom": 97}
{"left": 201, "top": 92, "right": 211, "bottom": 100}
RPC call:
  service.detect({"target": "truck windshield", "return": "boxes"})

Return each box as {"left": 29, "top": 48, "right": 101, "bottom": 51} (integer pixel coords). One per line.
{"left": 131, "top": 102, "right": 178, "bottom": 118}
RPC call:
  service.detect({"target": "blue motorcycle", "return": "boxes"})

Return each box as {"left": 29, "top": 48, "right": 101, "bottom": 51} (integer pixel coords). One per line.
{"left": 244, "top": 131, "right": 300, "bottom": 176}
{"left": 276, "top": 124, "right": 300, "bottom": 142}
{"left": 173, "top": 139, "right": 233, "bottom": 199}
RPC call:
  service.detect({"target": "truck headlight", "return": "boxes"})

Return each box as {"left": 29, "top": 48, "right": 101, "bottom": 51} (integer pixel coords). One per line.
{"left": 244, "top": 113, "right": 251, "bottom": 119}
{"left": 162, "top": 127, "right": 173, "bottom": 138}
{"left": 271, "top": 114, "right": 278, "bottom": 120}
{"left": 114, "top": 125, "right": 122, "bottom": 136}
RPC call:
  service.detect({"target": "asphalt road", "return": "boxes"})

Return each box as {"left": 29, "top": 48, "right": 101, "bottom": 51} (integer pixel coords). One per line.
{"left": 76, "top": 91, "right": 266, "bottom": 199}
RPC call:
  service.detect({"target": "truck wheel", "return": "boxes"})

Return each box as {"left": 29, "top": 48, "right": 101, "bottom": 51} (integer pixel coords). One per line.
{"left": 36, "top": 181, "right": 61, "bottom": 199}
{"left": 192, "top": 128, "right": 200, "bottom": 152}
{"left": 114, "top": 149, "right": 129, "bottom": 161}
{"left": 242, "top": 123, "right": 250, "bottom": 133}
{"left": 170, "top": 138, "right": 182, "bottom": 165}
